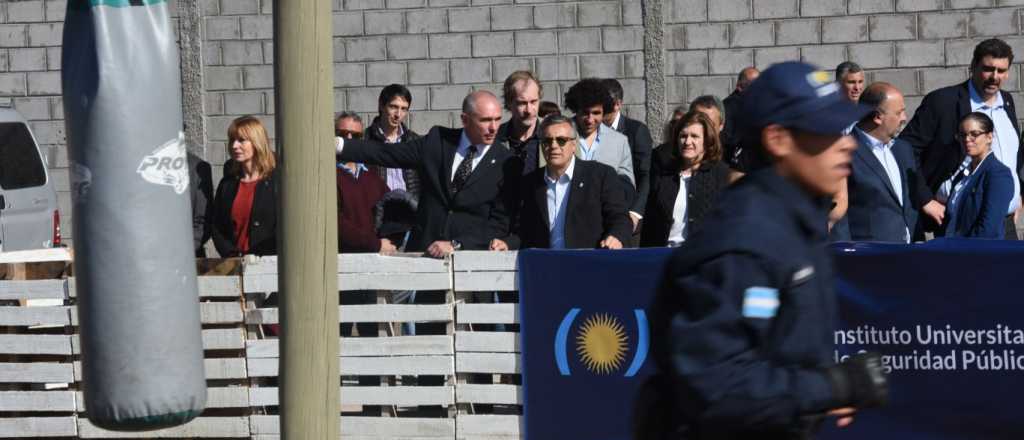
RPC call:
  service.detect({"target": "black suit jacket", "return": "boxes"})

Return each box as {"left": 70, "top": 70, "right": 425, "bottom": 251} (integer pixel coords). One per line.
{"left": 505, "top": 159, "right": 632, "bottom": 250}
{"left": 899, "top": 80, "right": 1024, "bottom": 203}
{"left": 211, "top": 169, "right": 278, "bottom": 257}
{"left": 839, "top": 133, "right": 920, "bottom": 242}
{"left": 339, "top": 126, "right": 517, "bottom": 252}
{"left": 615, "top": 115, "right": 653, "bottom": 215}
{"left": 640, "top": 160, "right": 730, "bottom": 247}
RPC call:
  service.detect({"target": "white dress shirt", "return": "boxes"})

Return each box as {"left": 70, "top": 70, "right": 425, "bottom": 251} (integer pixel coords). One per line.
{"left": 667, "top": 172, "right": 691, "bottom": 247}
{"left": 450, "top": 131, "right": 491, "bottom": 182}
{"left": 968, "top": 80, "right": 1021, "bottom": 214}
{"left": 545, "top": 157, "right": 576, "bottom": 249}
{"left": 610, "top": 112, "right": 622, "bottom": 131}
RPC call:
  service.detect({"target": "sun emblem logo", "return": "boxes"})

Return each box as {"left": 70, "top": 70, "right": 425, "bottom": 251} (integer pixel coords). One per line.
{"left": 575, "top": 313, "right": 629, "bottom": 374}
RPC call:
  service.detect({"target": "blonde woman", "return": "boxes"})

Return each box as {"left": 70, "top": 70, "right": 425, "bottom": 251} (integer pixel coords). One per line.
{"left": 211, "top": 116, "right": 279, "bottom": 257}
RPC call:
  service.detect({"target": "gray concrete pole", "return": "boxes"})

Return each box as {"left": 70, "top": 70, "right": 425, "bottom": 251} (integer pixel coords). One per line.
{"left": 177, "top": 0, "right": 207, "bottom": 158}
{"left": 642, "top": 0, "right": 667, "bottom": 146}
{"left": 273, "top": 0, "right": 340, "bottom": 438}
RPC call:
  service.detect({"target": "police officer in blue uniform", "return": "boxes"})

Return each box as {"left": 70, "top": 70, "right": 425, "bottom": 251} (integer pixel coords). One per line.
{"left": 640, "top": 62, "right": 889, "bottom": 440}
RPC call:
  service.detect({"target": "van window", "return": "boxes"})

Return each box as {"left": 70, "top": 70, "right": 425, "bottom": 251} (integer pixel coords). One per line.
{"left": 0, "top": 122, "right": 46, "bottom": 190}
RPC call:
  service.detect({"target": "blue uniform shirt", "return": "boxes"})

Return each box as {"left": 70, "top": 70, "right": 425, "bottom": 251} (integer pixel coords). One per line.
{"left": 650, "top": 168, "right": 840, "bottom": 438}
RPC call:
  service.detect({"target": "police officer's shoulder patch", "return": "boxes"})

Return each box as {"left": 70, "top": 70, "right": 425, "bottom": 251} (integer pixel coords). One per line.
{"left": 742, "top": 286, "right": 780, "bottom": 319}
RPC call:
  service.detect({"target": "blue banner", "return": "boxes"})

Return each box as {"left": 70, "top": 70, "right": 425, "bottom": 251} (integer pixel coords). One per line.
{"left": 518, "top": 240, "right": 1024, "bottom": 440}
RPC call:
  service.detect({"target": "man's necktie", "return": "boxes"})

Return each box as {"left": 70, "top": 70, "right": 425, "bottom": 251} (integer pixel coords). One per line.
{"left": 451, "top": 145, "right": 477, "bottom": 193}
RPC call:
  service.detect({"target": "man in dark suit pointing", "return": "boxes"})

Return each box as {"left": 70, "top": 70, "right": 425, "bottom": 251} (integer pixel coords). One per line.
{"left": 336, "top": 90, "right": 518, "bottom": 257}
{"left": 492, "top": 114, "right": 632, "bottom": 250}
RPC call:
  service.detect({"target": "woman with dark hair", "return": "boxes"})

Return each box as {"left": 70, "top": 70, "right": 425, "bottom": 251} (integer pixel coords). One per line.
{"left": 211, "top": 116, "right": 279, "bottom": 256}
{"left": 640, "top": 111, "right": 730, "bottom": 247}
{"left": 943, "top": 112, "right": 1016, "bottom": 238}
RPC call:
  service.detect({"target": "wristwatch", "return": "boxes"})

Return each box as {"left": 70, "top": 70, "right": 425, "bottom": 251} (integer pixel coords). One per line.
{"left": 451, "top": 240, "right": 463, "bottom": 251}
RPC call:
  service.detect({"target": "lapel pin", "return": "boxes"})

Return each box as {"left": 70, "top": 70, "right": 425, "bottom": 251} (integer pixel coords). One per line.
{"left": 579, "top": 182, "right": 584, "bottom": 188}
{"left": 491, "top": 159, "right": 496, "bottom": 164}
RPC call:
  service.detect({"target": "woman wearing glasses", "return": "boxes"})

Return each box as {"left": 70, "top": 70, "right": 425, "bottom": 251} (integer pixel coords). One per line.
{"left": 942, "top": 112, "right": 1015, "bottom": 238}
{"left": 211, "top": 115, "right": 279, "bottom": 257}
{"left": 640, "top": 111, "right": 731, "bottom": 247}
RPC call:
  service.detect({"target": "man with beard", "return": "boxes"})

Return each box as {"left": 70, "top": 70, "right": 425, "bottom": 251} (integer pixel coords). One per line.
{"left": 496, "top": 70, "right": 543, "bottom": 176}
{"left": 899, "top": 38, "right": 1023, "bottom": 239}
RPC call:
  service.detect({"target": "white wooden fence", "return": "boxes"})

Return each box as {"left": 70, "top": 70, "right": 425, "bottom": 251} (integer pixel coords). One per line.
{"left": 0, "top": 250, "right": 523, "bottom": 439}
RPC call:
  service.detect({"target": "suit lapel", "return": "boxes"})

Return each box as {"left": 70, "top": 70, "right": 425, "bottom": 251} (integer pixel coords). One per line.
{"left": 442, "top": 132, "right": 459, "bottom": 198}
{"left": 957, "top": 82, "right": 973, "bottom": 125}
{"left": 534, "top": 172, "right": 550, "bottom": 231}
{"left": 853, "top": 134, "right": 900, "bottom": 204}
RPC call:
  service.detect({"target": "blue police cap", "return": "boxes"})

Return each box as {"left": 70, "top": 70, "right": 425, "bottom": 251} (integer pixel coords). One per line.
{"left": 737, "top": 61, "right": 872, "bottom": 136}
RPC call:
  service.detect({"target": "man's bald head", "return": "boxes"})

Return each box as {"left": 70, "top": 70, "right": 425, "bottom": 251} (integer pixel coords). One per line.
{"left": 462, "top": 90, "right": 501, "bottom": 116}
{"left": 461, "top": 90, "right": 503, "bottom": 146}
{"left": 736, "top": 67, "right": 760, "bottom": 93}
{"left": 858, "top": 82, "right": 907, "bottom": 142}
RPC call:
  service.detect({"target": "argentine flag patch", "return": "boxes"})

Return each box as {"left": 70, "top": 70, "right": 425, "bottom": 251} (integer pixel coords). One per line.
{"left": 742, "top": 287, "right": 780, "bottom": 319}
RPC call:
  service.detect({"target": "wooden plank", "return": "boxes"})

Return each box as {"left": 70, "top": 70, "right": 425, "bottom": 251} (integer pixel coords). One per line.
{"left": 0, "top": 391, "right": 75, "bottom": 411}
{"left": 247, "top": 335, "right": 452, "bottom": 359}
{"left": 77, "top": 416, "right": 250, "bottom": 438}
{"left": 455, "top": 384, "right": 521, "bottom": 405}
{"left": 249, "top": 386, "right": 454, "bottom": 406}
{"left": 72, "top": 328, "right": 245, "bottom": 354}
{"left": 0, "top": 363, "right": 73, "bottom": 383}
{"left": 73, "top": 358, "right": 245, "bottom": 382}
{"left": 456, "top": 415, "right": 522, "bottom": 438}
{"left": 456, "top": 304, "right": 519, "bottom": 325}
{"left": 0, "top": 279, "right": 67, "bottom": 300}
{"left": 76, "top": 387, "right": 249, "bottom": 411}
{"left": 199, "top": 302, "right": 244, "bottom": 324}
{"left": 456, "top": 353, "right": 520, "bottom": 374}
{"left": 0, "top": 248, "right": 72, "bottom": 264}
{"left": 454, "top": 271, "right": 516, "bottom": 292}
{"left": 250, "top": 415, "right": 455, "bottom": 438}
{"left": 243, "top": 254, "right": 449, "bottom": 275}
{"left": 247, "top": 355, "right": 454, "bottom": 377}
{"left": 0, "top": 306, "right": 69, "bottom": 327}
{"left": 243, "top": 273, "right": 451, "bottom": 293}
{"left": 71, "top": 302, "right": 243, "bottom": 325}
{"left": 0, "top": 334, "right": 71, "bottom": 355}
{"left": 452, "top": 250, "right": 517, "bottom": 271}
{"left": 455, "top": 332, "right": 519, "bottom": 353}
{"left": 0, "top": 417, "right": 77, "bottom": 438}
{"left": 197, "top": 276, "right": 242, "bottom": 298}
{"left": 247, "top": 304, "right": 453, "bottom": 325}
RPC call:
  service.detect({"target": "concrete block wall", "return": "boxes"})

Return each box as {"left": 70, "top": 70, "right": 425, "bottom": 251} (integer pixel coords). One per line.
{"left": 665, "top": 0, "right": 1024, "bottom": 130}
{"left": 3, "top": 0, "right": 1024, "bottom": 242}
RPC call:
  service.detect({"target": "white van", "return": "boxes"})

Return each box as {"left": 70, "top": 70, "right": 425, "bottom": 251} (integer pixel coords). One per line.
{"left": 0, "top": 108, "right": 60, "bottom": 251}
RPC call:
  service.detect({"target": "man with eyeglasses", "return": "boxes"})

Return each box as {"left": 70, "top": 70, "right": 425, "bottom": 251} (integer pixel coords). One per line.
{"left": 490, "top": 114, "right": 631, "bottom": 250}
{"left": 900, "top": 38, "right": 1023, "bottom": 239}
{"left": 334, "top": 112, "right": 396, "bottom": 254}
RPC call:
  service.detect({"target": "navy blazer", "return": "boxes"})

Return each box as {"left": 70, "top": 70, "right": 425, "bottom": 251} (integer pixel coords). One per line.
{"left": 840, "top": 131, "right": 920, "bottom": 242}
{"left": 945, "top": 155, "right": 1015, "bottom": 239}
{"left": 899, "top": 80, "right": 1024, "bottom": 203}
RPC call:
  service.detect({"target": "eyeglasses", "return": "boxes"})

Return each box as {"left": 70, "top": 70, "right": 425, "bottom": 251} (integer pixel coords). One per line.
{"left": 955, "top": 130, "right": 989, "bottom": 141}
{"left": 335, "top": 129, "right": 363, "bottom": 139}
{"left": 541, "top": 136, "right": 576, "bottom": 148}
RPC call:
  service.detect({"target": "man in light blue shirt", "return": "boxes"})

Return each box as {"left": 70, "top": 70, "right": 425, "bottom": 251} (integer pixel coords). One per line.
{"left": 490, "top": 115, "right": 632, "bottom": 250}
{"left": 835, "top": 82, "right": 920, "bottom": 242}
